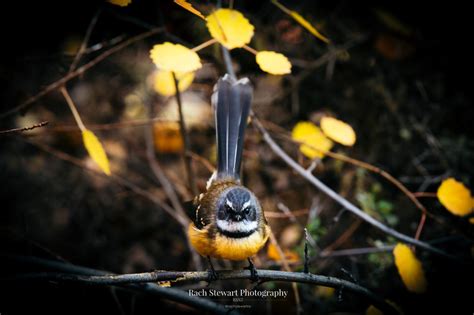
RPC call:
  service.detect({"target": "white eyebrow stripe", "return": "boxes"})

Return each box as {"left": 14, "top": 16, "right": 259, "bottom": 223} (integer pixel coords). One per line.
{"left": 226, "top": 199, "right": 234, "bottom": 209}
{"left": 242, "top": 200, "right": 252, "bottom": 209}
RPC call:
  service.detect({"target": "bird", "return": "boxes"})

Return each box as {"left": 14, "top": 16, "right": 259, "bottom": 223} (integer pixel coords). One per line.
{"left": 187, "top": 74, "right": 269, "bottom": 280}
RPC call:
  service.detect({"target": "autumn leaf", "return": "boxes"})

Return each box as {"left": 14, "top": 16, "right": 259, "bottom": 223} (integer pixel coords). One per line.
{"left": 267, "top": 243, "right": 299, "bottom": 263}
{"left": 206, "top": 9, "right": 254, "bottom": 49}
{"left": 108, "top": 0, "right": 131, "bottom": 7}
{"left": 150, "top": 42, "right": 202, "bottom": 73}
{"left": 320, "top": 116, "right": 356, "bottom": 146}
{"left": 174, "top": 0, "right": 205, "bottom": 20}
{"left": 393, "top": 243, "right": 427, "bottom": 293}
{"left": 271, "top": 0, "right": 330, "bottom": 43}
{"left": 154, "top": 122, "right": 184, "bottom": 154}
{"left": 82, "top": 129, "right": 111, "bottom": 175}
{"left": 153, "top": 71, "right": 194, "bottom": 96}
{"left": 437, "top": 178, "right": 473, "bottom": 216}
{"left": 256, "top": 51, "right": 292, "bottom": 75}
{"left": 292, "top": 121, "right": 333, "bottom": 159}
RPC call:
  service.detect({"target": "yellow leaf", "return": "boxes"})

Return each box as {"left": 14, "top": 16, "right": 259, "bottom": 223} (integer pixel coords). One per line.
{"left": 256, "top": 51, "right": 292, "bottom": 75}
{"left": 320, "top": 116, "right": 356, "bottom": 146}
{"left": 292, "top": 121, "right": 333, "bottom": 159}
{"left": 174, "top": 0, "right": 205, "bottom": 20}
{"left": 266, "top": 243, "right": 299, "bottom": 263}
{"left": 158, "top": 281, "right": 171, "bottom": 287}
{"left": 206, "top": 9, "right": 254, "bottom": 49}
{"left": 393, "top": 243, "right": 427, "bottom": 293}
{"left": 82, "top": 130, "right": 111, "bottom": 175}
{"left": 108, "top": 0, "right": 131, "bottom": 7}
{"left": 271, "top": 0, "right": 329, "bottom": 43}
{"left": 150, "top": 42, "right": 202, "bottom": 73}
{"left": 437, "top": 178, "right": 473, "bottom": 216}
{"left": 153, "top": 122, "right": 184, "bottom": 154}
{"left": 153, "top": 71, "right": 194, "bottom": 96}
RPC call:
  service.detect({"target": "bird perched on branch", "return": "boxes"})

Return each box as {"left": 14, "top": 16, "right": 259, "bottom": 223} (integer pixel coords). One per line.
{"left": 188, "top": 74, "right": 269, "bottom": 280}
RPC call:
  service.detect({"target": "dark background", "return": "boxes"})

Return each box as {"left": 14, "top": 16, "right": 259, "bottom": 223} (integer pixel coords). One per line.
{"left": 1, "top": 1, "right": 472, "bottom": 314}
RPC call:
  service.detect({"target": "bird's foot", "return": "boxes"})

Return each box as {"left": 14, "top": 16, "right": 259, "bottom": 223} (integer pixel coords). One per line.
{"left": 245, "top": 258, "right": 260, "bottom": 283}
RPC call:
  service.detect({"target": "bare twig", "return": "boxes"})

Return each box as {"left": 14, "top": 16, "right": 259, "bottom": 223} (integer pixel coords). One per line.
{"left": 0, "top": 121, "right": 48, "bottom": 135}
{"left": 0, "top": 28, "right": 163, "bottom": 120}
{"left": 251, "top": 115, "right": 460, "bottom": 262}
{"left": 60, "top": 87, "right": 86, "bottom": 131}
{"left": 172, "top": 72, "right": 198, "bottom": 196}
{"left": 47, "top": 118, "right": 177, "bottom": 132}
{"left": 3, "top": 254, "right": 232, "bottom": 315}
{"left": 143, "top": 99, "right": 200, "bottom": 269}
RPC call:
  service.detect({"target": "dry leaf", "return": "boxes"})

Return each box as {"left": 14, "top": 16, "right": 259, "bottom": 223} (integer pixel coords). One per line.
{"left": 320, "top": 116, "right": 356, "bottom": 146}
{"left": 108, "top": 0, "right": 131, "bottom": 7}
{"left": 271, "top": 0, "right": 329, "bottom": 43}
{"left": 153, "top": 71, "right": 194, "bottom": 96}
{"left": 437, "top": 178, "right": 473, "bottom": 216}
{"left": 393, "top": 243, "right": 427, "bottom": 293}
{"left": 256, "top": 51, "right": 292, "bottom": 75}
{"left": 267, "top": 243, "right": 299, "bottom": 263}
{"left": 292, "top": 121, "right": 333, "bottom": 159}
{"left": 154, "top": 122, "right": 184, "bottom": 154}
{"left": 82, "top": 129, "right": 111, "bottom": 175}
{"left": 206, "top": 9, "right": 254, "bottom": 49}
{"left": 174, "top": 0, "right": 205, "bottom": 20}
{"left": 150, "top": 42, "right": 202, "bottom": 73}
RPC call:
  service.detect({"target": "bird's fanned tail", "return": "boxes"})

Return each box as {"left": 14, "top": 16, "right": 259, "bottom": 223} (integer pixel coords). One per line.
{"left": 212, "top": 75, "right": 253, "bottom": 181}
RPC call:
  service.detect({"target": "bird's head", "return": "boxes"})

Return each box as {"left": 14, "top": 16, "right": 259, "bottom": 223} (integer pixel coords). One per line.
{"left": 215, "top": 186, "right": 261, "bottom": 237}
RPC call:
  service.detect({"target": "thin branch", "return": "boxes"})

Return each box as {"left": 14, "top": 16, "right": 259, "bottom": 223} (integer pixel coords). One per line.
{"left": 251, "top": 115, "right": 461, "bottom": 262}
{"left": 261, "top": 119, "right": 440, "bottom": 224}
{"left": 143, "top": 98, "right": 200, "bottom": 269}
{"left": 414, "top": 213, "right": 427, "bottom": 241}
{"left": 144, "top": 103, "right": 190, "bottom": 227}
{"left": 8, "top": 267, "right": 398, "bottom": 315}
{"left": 172, "top": 72, "right": 198, "bottom": 196}
{"left": 2, "top": 254, "right": 232, "bottom": 315}
{"left": 47, "top": 118, "right": 177, "bottom": 132}
{"left": 0, "top": 121, "right": 48, "bottom": 135}
{"left": 60, "top": 87, "right": 86, "bottom": 131}
{"left": 0, "top": 27, "right": 163, "bottom": 120}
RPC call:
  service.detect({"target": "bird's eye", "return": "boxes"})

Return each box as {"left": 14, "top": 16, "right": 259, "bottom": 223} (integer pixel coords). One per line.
{"left": 243, "top": 207, "right": 250, "bottom": 215}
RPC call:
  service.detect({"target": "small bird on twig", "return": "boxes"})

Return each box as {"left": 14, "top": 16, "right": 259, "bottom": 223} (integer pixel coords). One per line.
{"left": 188, "top": 74, "right": 269, "bottom": 281}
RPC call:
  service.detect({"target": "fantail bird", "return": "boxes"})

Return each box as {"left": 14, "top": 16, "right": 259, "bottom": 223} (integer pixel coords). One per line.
{"left": 188, "top": 75, "right": 270, "bottom": 271}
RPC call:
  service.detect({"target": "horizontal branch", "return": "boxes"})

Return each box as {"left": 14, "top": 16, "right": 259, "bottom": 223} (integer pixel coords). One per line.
{"left": 2, "top": 254, "right": 231, "bottom": 315}
{"left": 251, "top": 116, "right": 461, "bottom": 262}
{"left": 8, "top": 267, "right": 398, "bottom": 315}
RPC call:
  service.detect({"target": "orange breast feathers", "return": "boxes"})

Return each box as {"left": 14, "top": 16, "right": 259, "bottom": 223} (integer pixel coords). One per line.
{"left": 188, "top": 223, "right": 269, "bottom": 261}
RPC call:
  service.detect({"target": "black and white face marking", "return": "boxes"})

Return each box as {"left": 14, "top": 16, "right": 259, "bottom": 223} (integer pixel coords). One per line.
{"left": 216, "top": 187, "right": 260, "bottom": 237}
